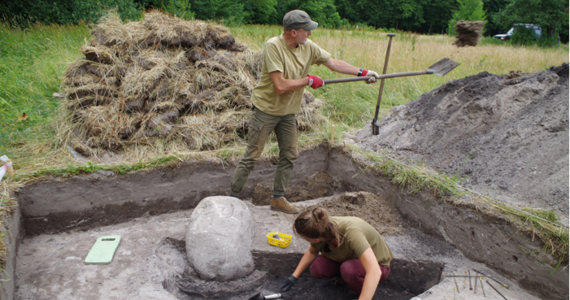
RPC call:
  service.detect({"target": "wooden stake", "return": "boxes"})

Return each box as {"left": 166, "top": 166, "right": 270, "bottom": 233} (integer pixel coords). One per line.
{"left": 480, "top": 275, "right": 486, "bottom": 297}
{"left": 487, "top": 280, "right": 507, "bottom": 300}
{"left": 453, "top": 271, "right": 460, "bottom": 294}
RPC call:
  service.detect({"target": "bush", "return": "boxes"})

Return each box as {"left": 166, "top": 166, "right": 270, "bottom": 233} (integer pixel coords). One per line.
{"left": 138, "top": 0, "right": 195, "bottom": 20}
{"left": 537, "top": 35, "right": 561, "bottom": 48}
{"left": 447, "top": 0, "right": 486, "bottom": 36}
{"left": 0, "top": 0, "right": 141, "bottom": 26}
{"left": 509, "top": 26, "right": 536, "bottom": 46}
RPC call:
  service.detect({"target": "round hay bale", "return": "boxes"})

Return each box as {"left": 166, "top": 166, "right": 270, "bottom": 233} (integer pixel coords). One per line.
{"left": 453, "top": 20, "right": 485, "bottom": 47}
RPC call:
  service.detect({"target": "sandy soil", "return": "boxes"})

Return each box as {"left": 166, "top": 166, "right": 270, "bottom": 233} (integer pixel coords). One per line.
{"left": 353, "top": 64, "right": 569, "bottom": 223}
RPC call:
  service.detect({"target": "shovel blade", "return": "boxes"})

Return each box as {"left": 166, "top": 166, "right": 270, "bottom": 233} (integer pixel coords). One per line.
{"left": 372, "top": 120, "right": 380, "bottom": 136}
{"left": 427, "top": 57, "right": 460, "bottom": 76}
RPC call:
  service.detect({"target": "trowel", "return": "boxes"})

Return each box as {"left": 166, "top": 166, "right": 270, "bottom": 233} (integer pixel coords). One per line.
{"left": 248, "top": 292, "right": 282, "bottom": 300}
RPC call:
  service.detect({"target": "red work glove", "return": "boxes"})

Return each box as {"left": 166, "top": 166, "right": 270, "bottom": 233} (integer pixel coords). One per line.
{"left": 358, "top": 69, "right": 379, "bottom": 83}
{"left": 307, "top": 75, "right": 324, "bottom": 89}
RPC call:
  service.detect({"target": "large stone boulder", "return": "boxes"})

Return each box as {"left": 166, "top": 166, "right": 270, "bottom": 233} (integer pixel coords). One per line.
{"left": 186, "top": 196, "right": 255, "bottom": 281}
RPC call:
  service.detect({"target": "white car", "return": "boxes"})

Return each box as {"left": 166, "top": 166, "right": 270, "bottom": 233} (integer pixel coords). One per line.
{"left": 493, "top": 23, "right": 543, "bottom": 40}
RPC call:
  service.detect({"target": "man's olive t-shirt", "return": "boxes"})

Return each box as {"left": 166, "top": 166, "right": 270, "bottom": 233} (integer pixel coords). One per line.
{"left": 251, "top": 35, "right": 331, "bottom": 116}
{"left": 310, "top": 217, "right": 393, "bottom": 267}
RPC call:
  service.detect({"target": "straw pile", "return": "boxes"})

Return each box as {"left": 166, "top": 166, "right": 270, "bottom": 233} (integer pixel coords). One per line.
{"left": 453, "top": 20, "right": 485, "bottom": 47}
{"left": 61, "top": 11, "right": 326, "bottom": 156}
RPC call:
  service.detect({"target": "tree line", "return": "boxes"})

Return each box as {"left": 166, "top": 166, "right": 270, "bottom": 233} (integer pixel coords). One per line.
{"left": 1, "top": 0, "right": 568, "bottom": 43}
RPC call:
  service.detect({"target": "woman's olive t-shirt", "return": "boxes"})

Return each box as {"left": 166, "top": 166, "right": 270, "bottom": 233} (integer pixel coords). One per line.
{"left": 310, "top": 216, "right": 393, "bottom": 267}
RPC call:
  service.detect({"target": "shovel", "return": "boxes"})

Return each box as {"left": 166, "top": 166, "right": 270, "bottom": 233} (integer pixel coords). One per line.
{"left": 371, "top": 33, "right": 395, "bottom": 135}
{"left": 323, "top": 57, "right": 460, "bottom": 85}
{"left": 323, "top": 57, "right": 460, "bottom": 135}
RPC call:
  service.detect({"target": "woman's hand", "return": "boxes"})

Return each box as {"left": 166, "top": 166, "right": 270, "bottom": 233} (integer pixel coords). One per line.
{"left": 280, "top": 275, "right": 298, "bottom": 292}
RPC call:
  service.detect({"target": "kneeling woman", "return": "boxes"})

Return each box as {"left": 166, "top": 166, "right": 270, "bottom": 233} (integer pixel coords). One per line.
{"left": 280, "top": 207, "right": 393, "bottom": 300}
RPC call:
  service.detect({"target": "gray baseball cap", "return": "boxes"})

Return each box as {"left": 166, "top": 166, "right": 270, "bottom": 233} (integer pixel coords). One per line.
{"left": 283, "top": 10, "right": 318, "bottom": 31}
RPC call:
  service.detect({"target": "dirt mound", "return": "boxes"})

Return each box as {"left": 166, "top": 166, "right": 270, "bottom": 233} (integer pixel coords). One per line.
{"left": 251, "top": 171, "right": 343, "bottom": 205}
{"left": 61, "top": 11, "right": 325, "bottom": 156}
{"left": 355, "top": 64, "right": 569, "bottom": 221}
{"left": 249, "top": 172, "right": 403, "bottom": 234}
{"left": 312, "top": 192, "right": 404, "bottom": 235}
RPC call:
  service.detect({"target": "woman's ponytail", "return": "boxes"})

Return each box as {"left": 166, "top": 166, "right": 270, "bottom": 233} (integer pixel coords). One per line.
{"left": 293, "top": 207, "right": 342, "bottom": 244}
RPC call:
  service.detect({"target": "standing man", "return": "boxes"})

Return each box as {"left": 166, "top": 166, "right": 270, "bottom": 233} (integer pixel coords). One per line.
{"left": 230, "top": 10, "right": 380, "bottom": 214}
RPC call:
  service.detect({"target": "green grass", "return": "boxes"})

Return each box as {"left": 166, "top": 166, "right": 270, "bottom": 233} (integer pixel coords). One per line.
{"left": 0, "top": 22, "right": 90, "bottom": 162}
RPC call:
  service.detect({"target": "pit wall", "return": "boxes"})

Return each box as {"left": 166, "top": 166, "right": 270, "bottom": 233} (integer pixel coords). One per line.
{"left": 11, "top": 145, "right": 569, "bottom": 300}
{"left": 16, "top": 151, "right": 326, "bottom": 236}
{"left": 0, "top": 205, "right": 21, "bottom": 300}
{"left": 326, "top": 148, "right": 568, "bottom": 300}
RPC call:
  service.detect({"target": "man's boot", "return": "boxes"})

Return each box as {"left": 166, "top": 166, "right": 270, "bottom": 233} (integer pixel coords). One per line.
{"left": 270, "top": 197, "right": 300, "bottom": 214}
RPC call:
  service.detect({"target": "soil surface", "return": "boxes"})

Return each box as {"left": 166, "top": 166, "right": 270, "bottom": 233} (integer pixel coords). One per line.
{"left": 14, "top": 196, "right": 540, "bottom": 300}
{"left": 353, "top": 64, "right": 569, "bottom": 223}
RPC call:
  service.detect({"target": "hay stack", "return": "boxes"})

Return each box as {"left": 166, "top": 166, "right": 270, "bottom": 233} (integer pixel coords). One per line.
{"left": 453, "top": 20, "right": 485, "bottom": 47}
{"left": 61, "top": 11, "right": 326, "bottom": 156}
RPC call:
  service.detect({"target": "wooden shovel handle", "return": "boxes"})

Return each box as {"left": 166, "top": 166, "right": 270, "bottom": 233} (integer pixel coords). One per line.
{"left": 323, "top": 70, "right": 429, "bottom": 84}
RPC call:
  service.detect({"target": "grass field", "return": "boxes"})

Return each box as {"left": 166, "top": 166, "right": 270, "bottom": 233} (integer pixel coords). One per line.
{"left": 0, "top": 22, "right": 568, "bottom": 173}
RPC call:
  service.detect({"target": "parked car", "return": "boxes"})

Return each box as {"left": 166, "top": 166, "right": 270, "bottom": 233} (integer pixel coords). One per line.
{"left": 493, "top": 23, "right": 543, "bottom": 41}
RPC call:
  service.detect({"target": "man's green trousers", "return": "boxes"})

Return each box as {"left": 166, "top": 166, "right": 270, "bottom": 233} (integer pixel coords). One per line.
{"left": 230, "top": 107, "right": 298, "bottom": 197}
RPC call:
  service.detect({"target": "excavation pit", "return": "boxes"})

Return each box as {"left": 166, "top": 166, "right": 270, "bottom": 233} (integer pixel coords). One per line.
{"left": 157, "top": 238, "right": 443, "bottom": 300}
{"left": 7, "top": 146, "right": 567, "bottom": 300}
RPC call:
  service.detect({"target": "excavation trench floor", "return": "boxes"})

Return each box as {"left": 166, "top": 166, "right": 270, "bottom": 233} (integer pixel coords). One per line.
{"left": 14, "top": 196, "right": 539, "bottom": 300}
{"left": 11, "top": 65, "right": 569, "bottom": 300}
